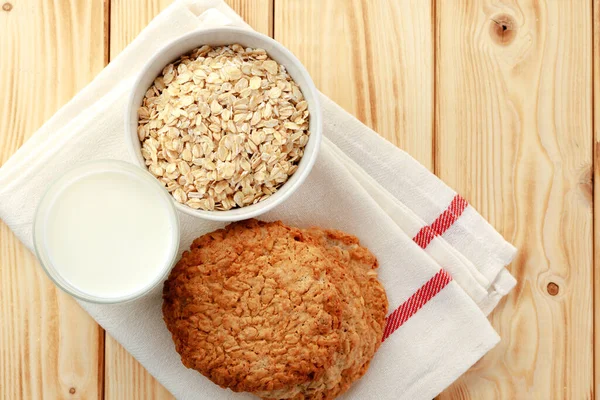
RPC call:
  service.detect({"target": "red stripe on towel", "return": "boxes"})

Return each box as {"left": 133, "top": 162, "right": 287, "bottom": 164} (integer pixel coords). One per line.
{"left": 412, "top": 195, "right": 468, "bottom": 249}
{"left": 382, "top": 269, "right": 452, "bottom": 342}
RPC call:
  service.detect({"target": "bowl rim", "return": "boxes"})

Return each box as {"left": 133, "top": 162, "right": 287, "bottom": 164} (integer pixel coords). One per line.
{"left": 125, "top": 26, "right": 322, "bottom": 222}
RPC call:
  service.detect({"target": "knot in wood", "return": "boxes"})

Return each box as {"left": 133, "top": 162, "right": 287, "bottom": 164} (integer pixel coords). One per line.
{"left": 547, "top": 282, "right": 559, "bottom": 296}
{"left": 2, "top": 2, "right": 12, "bottom": 11}
{"left": 490, "top": 14, "right": 516, "bottom": 46}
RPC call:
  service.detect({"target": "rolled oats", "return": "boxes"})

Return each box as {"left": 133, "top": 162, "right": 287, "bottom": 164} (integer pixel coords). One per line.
{"left": 138, "top": 45, "right": 310, "bottom": 211}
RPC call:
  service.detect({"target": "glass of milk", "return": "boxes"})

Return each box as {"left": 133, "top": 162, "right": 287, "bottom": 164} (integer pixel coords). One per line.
{"left": 33, "top": 160, "right": 180, "bottom": 303}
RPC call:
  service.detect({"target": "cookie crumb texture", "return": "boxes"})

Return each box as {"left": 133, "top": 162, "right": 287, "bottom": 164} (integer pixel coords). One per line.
{"left": 163, "top": 220, "right": 388, "bottom": 399}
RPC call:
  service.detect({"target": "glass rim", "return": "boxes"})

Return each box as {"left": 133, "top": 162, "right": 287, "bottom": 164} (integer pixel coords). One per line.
{"left": 32, "top": 159, "right": 180, "bottom": 304}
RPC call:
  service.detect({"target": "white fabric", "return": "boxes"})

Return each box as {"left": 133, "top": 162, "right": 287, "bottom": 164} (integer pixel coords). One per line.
{"left": 0, "top": 1, "right": 517, "bottom": 399}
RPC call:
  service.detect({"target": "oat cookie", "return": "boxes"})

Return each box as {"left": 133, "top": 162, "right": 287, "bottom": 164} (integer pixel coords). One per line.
{"left": 163, "top": 220, "right": 387, "bottom": 399}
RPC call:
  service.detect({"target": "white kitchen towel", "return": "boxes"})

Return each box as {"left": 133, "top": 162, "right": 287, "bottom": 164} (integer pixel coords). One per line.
{"left": 0, "top": 1, "right": 517, "bottom": 399}
{"left": 324, "top": 137, "right": 514, "bottom": 315}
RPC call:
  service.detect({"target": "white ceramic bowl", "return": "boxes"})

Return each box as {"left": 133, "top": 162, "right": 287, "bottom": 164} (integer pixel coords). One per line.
{"left": 125, "top": 27, "right": 322, "bottom": 222}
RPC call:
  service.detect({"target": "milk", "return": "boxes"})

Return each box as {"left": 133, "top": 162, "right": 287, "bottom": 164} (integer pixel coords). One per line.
{"left": 37, "top": 164, "right": 178, "bottom": 301}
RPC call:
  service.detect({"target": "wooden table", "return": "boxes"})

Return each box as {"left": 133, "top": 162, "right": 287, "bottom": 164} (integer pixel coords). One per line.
{"left": 0, "top": 0, "right": 595, "bottom": 398}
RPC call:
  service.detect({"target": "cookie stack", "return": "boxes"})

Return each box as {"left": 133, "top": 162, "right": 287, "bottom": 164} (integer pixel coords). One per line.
{"left": 163, "top": 220, "right": 388, "bottom": 399}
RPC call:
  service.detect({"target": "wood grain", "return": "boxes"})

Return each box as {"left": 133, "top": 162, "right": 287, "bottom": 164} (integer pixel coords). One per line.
{"left": 104, "top": 341, "right": 172, "bottom": 400}
{"left": 594, "top": 0, "right": 600, "bottom": 397}
{"left": 1, "top": 0, "right": 595, "bottom": 398}
{"left": 275, "top": 0, "right": 434, "bottom": 169}
{"left": 435, "top": 1, "right": 593, "bottom": 399}
{"left": 105, "top": 1, "right": 273, "bottom": 398}
{"left": 0, "top": 0, "right": 106, "bottom": 399}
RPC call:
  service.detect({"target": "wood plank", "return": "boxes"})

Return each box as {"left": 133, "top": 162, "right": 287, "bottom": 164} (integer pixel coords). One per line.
{"left": 275, "top": 0, "right": 434, "bottom": 169}
{"left": 105, "top": 1, "right": 273, "bottom": 398}
{"left": 0, "top": 0, "right": 106, "bottom": 398}
{"left": 594, "top": 0, "right": 600, "bottom": 397}
{"left": 106, "top": 4, "right": 180, "bottom": 399}
{"left": 435, "top": 1, "right": 593, "bottom": 399}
